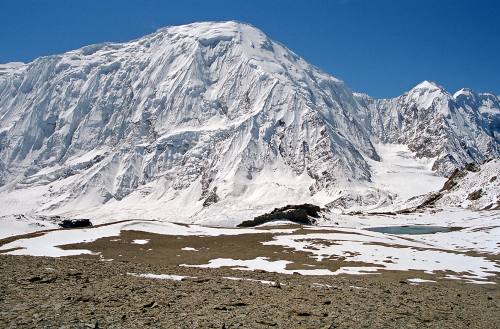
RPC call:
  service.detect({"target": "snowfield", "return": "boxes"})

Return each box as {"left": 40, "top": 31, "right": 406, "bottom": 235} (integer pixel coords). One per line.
{"left": 1, "top": 211, "right": 499, "bottom": 283}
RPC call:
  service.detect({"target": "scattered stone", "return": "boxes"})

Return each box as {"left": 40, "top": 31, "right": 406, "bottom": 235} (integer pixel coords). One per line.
{"left": 26, "top": 275, "right": 56, "bottom": 283}
{"left": 84, "top": 321, "right": 99, "bottom": 329}
{"left": 75, "top": 294, "right": 92, "bottom": 303}
{"left": 142, "top": 301, "right": 158, "bottom": 309}
{"left": 27, "top": 276, "right": 42, "bottom": 283}
{"left": 256, "top": 319, "right": 278, "bottom": 326}
{"left": 293, "top": 310, "right": 313, "bottom": 316}
{"left": 1, "top": 254, "right": 498, "bottom": 328}
{"left": 271, "top": 281, "right": 282, "bottom": 288}
{"left": 191, "top": 277, "right": 210, "bottom": 283}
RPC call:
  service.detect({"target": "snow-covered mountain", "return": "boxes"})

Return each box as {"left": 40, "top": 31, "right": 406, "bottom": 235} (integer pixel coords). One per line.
{"left": 356, "top": 81, "right": 499, "bottom": 175}
{"left": 0, "top": 21, "right": 498, "bottom": 223}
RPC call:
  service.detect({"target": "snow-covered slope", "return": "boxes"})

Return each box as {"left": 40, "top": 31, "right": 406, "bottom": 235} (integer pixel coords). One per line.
{"left": 0, "top": 21, "right": 498, "bottom": 223}
{"left": 356, "top": 81, "right": 499, "bottom": 175}
{"left": 434, "top": 159, "right": 500, "bottom": 210}
{"left": 326, "top": 143, "right": 447, "bottom": 213}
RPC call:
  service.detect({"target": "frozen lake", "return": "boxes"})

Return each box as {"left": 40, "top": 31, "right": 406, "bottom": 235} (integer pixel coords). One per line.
{"left": 365, "top": 225, "right": 458, "bottom": 235}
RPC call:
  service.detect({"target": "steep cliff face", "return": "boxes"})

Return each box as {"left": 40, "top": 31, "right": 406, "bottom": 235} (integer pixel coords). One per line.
{"left": 0, "top": 21, "right": 377, "bottom": 218}
{"left": 356, "top": 81, "right": 499, "bottom": 175}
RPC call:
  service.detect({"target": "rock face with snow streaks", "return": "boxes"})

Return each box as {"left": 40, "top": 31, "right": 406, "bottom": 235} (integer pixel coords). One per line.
{"left": 434, "top": 159, "right": 500, "bottom": 210}
{"left": 0, "top": 22, "right": 377, "bottom": 216}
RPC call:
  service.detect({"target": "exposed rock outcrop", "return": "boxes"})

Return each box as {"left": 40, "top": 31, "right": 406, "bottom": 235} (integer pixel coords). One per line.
{"left": 237, "top": 204, "right": 323, "bottom": 227}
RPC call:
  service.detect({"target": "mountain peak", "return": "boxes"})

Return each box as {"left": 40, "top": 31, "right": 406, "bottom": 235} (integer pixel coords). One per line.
{"left": 412, "top": 80, "right": 442, "bottom": 91}
{"left": 161, "top": 20, "right": 259, "bottom": 33}
{"left": 453, "top": 87, "right": 477, "bottom": 100}
{"left": 156, "top": 21, "right": 269, "bottom": 46}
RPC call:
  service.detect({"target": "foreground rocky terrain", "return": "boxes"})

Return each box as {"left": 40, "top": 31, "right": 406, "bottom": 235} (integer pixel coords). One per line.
{"left": 1, "top": 214, "right": 499, "bottom": 328}
{"left": 0, "top": 255, "right": 498, "bottom": 329}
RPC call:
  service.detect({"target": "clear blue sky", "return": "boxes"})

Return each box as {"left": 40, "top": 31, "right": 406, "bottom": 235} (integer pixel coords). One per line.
{"left": 1, "top": 0, "right": 498, "bottom": 98}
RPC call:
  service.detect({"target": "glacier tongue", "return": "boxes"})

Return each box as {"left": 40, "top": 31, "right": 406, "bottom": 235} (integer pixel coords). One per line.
{"left": 0, "top": 21, "right": 498, "bottom": 221}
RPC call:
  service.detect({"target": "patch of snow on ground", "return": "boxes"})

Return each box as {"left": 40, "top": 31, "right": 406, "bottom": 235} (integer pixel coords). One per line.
{"left": 127, "top": 272, "right": 194, "bottom": 281}
{"left": 264, "top": 230, "right": 499, "bottom": 281}
{"left": 1, "top": 212, "right": 498, "bottom": 283}
{"left": 181, "top": 257, "right": 338, "bottom": 276}
{"left": 0, "top": 220, "right": 297, "bottom": 257}
{"left": 223, "top": 276, "right": 277, "bottom": 285}
{"left": 181, "top": 247, "right": 198, "bottom": 251}
{"left": 407, "top": 278, "right": 436, "bottom": 284}
{"left": 131, "top": 239, "right": 149, "bottom": 245}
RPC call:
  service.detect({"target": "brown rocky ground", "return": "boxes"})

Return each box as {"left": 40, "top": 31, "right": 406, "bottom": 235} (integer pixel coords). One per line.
{"left": 0, "top": 254, "right": 499, "bottom": 329}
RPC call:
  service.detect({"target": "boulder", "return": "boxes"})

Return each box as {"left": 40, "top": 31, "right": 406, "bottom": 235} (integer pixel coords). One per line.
{"left": 59, "top": 219, "right": 93, "bottom": 228}
{"left": 237, "top": 204, "right": 322, "bottom": 227}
